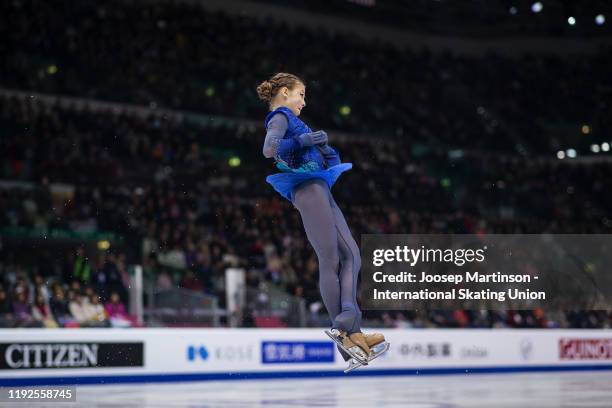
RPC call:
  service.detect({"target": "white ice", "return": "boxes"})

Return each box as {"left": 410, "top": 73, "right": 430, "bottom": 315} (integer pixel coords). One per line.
{"left": 6, "top": 372, "right": 612, "bottom": 408}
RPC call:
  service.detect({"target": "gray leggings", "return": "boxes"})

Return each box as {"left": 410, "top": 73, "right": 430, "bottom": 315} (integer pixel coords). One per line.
{"left": 292, "top": 178, "right": 362, "bottom": 335}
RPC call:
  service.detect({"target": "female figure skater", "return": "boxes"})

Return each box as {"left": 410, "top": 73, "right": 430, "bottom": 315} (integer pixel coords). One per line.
{"left": 256, "top": 72, "right": 387, "bottom": 369}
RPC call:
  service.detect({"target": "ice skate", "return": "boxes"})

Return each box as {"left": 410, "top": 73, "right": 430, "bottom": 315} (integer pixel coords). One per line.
{"left": 364, "top": 332, "right": 385, "bottom": 348}
{"left": 343, "top": 331, "right": 390, "bottom": 373}
{"left": 324, "top": 329, "right": 370, "bottom": 365}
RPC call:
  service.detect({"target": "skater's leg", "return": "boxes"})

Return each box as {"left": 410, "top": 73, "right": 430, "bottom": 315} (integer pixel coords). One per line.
{"left": 292, "top": 179, "right": 341, "bottom": 327}
{"left": 293, "top": 180, "right": 372, "bottom": 360}
{"left": 329, "top": 194, "right": 362, "bottom": 335}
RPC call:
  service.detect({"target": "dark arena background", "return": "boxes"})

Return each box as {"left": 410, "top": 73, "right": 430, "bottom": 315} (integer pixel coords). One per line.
{"left": 1, "top": 0, "right": 612, "bottom": 407}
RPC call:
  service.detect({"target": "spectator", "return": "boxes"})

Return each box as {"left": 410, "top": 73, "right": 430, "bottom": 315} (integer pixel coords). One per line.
{"left": 156, "top": 270, "right": 173, "bottom": 291}
{"left": 84, "top": 293, "right": 109, "bottom": 327}
{"left": 180, "top": 270, "right": 204, "bottom": 292}
{"left": 68, "top": 290, "right": 89, "bottom": 325}
{"left": 72, "top": 248, "right": 92, "bottom": 284}
{"left": 105, "top": 292, "right": 131, "bottom": 328}
{"left": 32, "top": 274, "right": 50, "bottom": 304}
{"left": 32, "top": 293, "right": 58, "bottom": 328}
{"left": 12, "top": 291, "right": 39, "bottom": 327}
{"left": 49, "top": 286, "right": 75, "bottom": 327}
{"left": 0, "top": 288, "right": 14, "bottom": 327}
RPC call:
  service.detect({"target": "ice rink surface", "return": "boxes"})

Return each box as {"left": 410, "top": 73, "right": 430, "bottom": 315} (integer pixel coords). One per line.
{"left": 6, "top": 371, "right": 612, "bottom": 408}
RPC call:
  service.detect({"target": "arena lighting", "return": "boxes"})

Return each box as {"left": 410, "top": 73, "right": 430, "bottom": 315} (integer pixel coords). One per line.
{"left": 582, "top": 124, "right": 591, "bottom": 134}
{"left": 591, "top": 144, "right": 600, "bottom": 153}
{"left": 97, "top": 240, "right": 111, "bottom": 250}
{"left": 557, "top": 150, "right": 566, "bottom": 159}
{"left": 339, "top": 105, "right": 351, "bottom": 116}
{"left": 509, "top": 6, "right": 518, "bottom": 15}
{"left": 602, "top": 142, "right": 610, "bottom": 152}
{"left": 595, "top": 14, "right": 606, "bottom": 25}
{"left": 531, "top": 2, "right": 543, "bottom": 13}
{"left": 228, "top": 156, "right": 241, "bottom": 167}
{"left": 566, "top": 148, "right": 577, "bottom": 158}
{"left": 568, "top": 16, "right": 576, "bottom": 25}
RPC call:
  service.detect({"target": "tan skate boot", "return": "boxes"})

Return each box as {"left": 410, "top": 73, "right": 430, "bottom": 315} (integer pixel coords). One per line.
{"left": 363, "top": 332, "right": 385, "bottom": 348}
{"left": 325, "top": 329, "right": 371, "bottom": 363}
{"left": 348, "top": 331, "right": 372, "bottom": 356}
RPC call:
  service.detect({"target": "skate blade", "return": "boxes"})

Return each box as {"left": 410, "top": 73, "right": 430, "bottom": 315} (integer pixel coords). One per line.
{"left": 343, "top": 342, "right": 390, "bottom": 373}
{"left": 324, "top": 330, "right": 368, "bottom": 364}
{"left": 344, "top": 359, "right": 363, "bottom": 373}
{"left": 367, "top": 341, "right": 390, "bottom": 362}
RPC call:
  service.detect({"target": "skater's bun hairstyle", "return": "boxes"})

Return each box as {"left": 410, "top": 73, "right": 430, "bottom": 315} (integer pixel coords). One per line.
{"left": 256, "top": 72, "right": 304, "bottom": 104}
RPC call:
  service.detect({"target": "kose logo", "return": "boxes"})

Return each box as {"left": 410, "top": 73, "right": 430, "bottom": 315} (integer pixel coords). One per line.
{"left": 187, "top": 345, "right": 209, "bottom": 361}
{"left": 187, "top": 345, "right": 254, "bottom": 362}
{"left": 559, "top": 338, "right": 612, "bottom": 360}
{"left": 0, "top": 342, "right": 144, "bottom": 369}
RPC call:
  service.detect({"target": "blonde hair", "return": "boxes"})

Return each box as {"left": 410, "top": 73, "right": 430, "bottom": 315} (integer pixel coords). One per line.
{"left": 256, "top": 72, "right": 304, "bottom": 105}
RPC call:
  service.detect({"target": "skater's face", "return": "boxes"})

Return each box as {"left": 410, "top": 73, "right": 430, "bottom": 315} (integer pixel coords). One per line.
{"left": 276, "top": 82, "right": 306, "bottom": 116}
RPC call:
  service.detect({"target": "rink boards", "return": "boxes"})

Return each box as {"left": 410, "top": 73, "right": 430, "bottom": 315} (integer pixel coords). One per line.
{"left": 0, "top": 328, "right": 611, "bottom": 385}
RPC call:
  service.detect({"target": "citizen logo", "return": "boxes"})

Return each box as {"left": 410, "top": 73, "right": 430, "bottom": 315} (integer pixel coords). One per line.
{"left": 5, "top": 344, "right": 98, "bottom": 369}
{"left": 0, "top": 342, "right": 144, "bottom": 370}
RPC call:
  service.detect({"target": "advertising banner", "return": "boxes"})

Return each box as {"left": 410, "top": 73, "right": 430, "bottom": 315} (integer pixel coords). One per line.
{"left": 1, "top": 329, "right": 611, "bottom": 385}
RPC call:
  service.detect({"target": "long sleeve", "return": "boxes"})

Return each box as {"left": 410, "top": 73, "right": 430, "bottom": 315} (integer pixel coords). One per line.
{"left": 318, "top": 144, "right": 341, "bottom": 167}
{"left": 262, "top": 113, "right": 300, "bottom": 160}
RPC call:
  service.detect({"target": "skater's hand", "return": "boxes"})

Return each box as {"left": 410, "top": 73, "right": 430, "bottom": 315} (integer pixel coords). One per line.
{"left": 297, "top": 130, "right": 328, "bottom": 147}
{"left": 317, "top": 144, "right": 335, "bottom": 155}
{"left": 317, "top": 144, "right": 341, "bottom": 167}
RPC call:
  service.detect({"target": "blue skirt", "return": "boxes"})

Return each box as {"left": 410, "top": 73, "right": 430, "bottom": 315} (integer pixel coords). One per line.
{"left": 266, "top": 163, "right": 353, "bottom": 202}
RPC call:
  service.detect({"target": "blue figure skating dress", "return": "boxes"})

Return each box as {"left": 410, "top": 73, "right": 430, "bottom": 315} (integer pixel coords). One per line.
{"left": 264, "top": 107, "right": 352, "bottom": 202}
